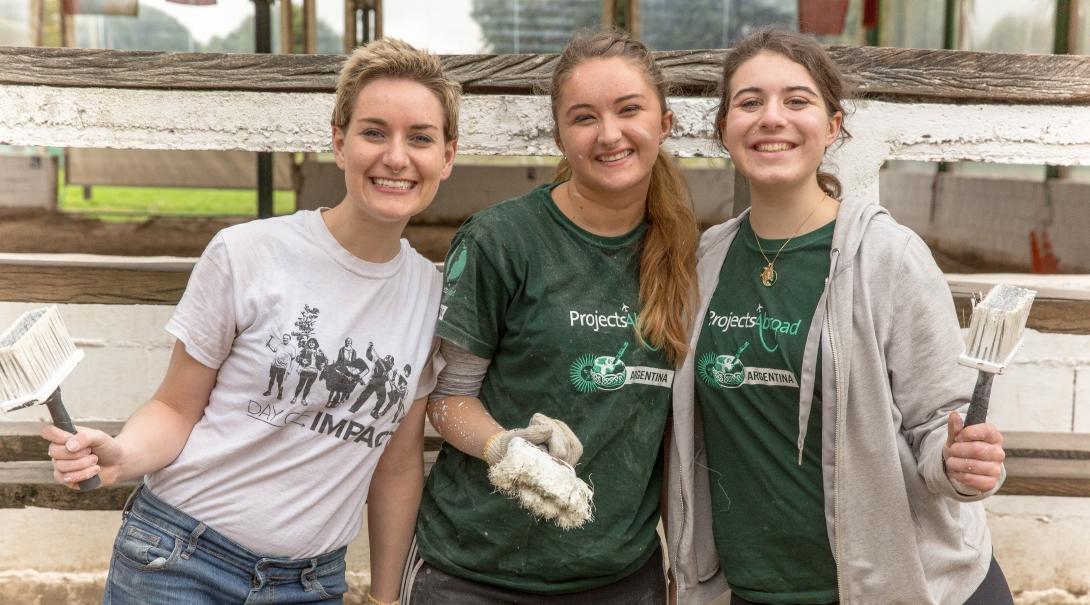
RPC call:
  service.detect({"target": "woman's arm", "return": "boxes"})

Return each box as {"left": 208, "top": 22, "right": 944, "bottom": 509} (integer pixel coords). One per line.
{"left": 426, "top": 339, "right": 502, "bottom": 461}
{"left": 427, "top": 395, "right": 504, "bottom": 461}
{"left": 427, "top": 339, "right": 581, "bottom": 464}
{"left": 42, "top": 340, "right": 216, "bottom": 487}
{"left": 883, "top": 235, "right": 1005, "bottom": 500}
{"left": 367, "top": 395, "right": 428, "bottom": 603}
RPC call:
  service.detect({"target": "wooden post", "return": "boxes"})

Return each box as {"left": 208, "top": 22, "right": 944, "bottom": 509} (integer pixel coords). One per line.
{"left": 602, "top": 0, "right": 615, "bottom": 29}
{"left": 1048, "top": 0, "right": 1074, "bottom": 180}
{"left": 31, "top": 0, "right": 44, "bottom": 47}
{"left": 254, "top": 0, "right": 275, "bottom": 218}
{"left": 627, "top": 0, "right": 639, "bottom": 37}
{"left": 303, "top": 0, "right": 317, "bottom": 54}
{"left": 279, "top": 0, "right": 294, "bottom": 54}
{"left": 344, "top": 0, "right": 357, "bottom": 53}
{"left": 373, "top": 0, "right": 382, "bottom": 40}
{"left": 61, "top": 4, "right": 74, "bottom": 48}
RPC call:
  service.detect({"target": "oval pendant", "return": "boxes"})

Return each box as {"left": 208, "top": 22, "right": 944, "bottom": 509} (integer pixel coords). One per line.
{"left": 760, "top": 264, "right": 777, "bottom": 287}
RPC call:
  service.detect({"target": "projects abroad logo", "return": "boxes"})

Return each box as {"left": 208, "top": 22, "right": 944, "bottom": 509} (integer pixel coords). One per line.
{"left": 707, "top": 304, "right": 803, "bottom": 353}
{"left": 569, "top": 341, "right": 674, "bottom": 393}
{"left": 697, "top": 341, "right": 799, "bottom": 389}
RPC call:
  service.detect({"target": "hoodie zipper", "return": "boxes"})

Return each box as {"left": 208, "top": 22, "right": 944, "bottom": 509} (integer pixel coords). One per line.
{"left": 827, "top": 248, "right": 846, "bottom": 603}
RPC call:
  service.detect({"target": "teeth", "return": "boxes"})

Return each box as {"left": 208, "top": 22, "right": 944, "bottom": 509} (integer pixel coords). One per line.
{"left": 755, "top": 143, "right": 792, "bottom": 152}
{"left": 598, "top": 150, "right": 632, "bottom": 162}
{"left": 373, "top": 178, "right": 413, "bottom": 190}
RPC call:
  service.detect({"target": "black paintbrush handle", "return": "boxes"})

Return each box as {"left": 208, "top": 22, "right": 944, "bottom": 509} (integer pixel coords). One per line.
{"left": 964, "top": 371, "right": 995, "bottom": 427}
{"left": 44, "top": 389, "right": 101, "bottom": 491}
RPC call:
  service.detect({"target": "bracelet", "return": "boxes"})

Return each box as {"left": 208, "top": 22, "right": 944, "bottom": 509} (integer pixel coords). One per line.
{"left": 366, "top": 593, "right": 400, "bottom": 605}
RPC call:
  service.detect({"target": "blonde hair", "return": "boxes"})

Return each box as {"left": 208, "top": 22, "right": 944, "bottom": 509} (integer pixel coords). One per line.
{"left": 332, "top": 37, "right": 461, "bottom": 142}
{"left": 714, "top": 28, "right": 851, "bottom": 199}
{"left": 550, "top": 30, "right": 698, "bottom": 366}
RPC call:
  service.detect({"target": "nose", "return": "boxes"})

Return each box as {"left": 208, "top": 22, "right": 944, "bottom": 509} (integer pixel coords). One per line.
{"left": 757, "top": 102, "right": 787, "bottom": 130}
{"left": 383, "top": 137, "right": 409, "bottom": 172}
{"left": 597, "top": 115, "right": 622, "bottom": 147}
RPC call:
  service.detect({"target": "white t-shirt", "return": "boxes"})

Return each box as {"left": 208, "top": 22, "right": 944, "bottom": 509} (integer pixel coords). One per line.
{"left": 145, "top": 209, "right": 442, "bottom": 558}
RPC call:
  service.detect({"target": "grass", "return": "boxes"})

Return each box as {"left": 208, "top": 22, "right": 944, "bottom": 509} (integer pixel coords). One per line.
{"left": 57, "top": 169, "right": 296, "bottom": 221}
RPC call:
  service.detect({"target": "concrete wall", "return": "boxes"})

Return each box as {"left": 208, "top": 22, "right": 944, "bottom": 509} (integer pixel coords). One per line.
{"left": 880, "top": 171, "right": 1090, "bottom": 272}
{"left": 0, "top": 153, "right": 57, "bottom": 210}
{"left": 297, "top": 161, "right": 735, "bottom": 226}
{"left": 3, "top": 302, "right": 1090, "bottom": 603}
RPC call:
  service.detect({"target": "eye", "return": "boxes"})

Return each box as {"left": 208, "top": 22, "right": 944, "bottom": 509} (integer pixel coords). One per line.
{"left": 361, "top": 128, "right": 384, "bottom": 139}
{"left": 787, "top": 97, "right": 811, "bottom": 108}
{"left": 737, "top": 98, "right": 762, "bottom": 110}
{"left": 572, "top": 114, "right": 595, "bottom": 124}
{"left": 410, "top": 133, "right": 436, "bottom": 145}
{"left": 620, "top": 104, "right": 642, "bottom": 114}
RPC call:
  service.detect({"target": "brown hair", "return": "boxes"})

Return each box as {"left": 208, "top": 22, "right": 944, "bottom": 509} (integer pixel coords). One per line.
{"left": 550, "top": 30, "right": 698, "bottom": 366}
{"left": 714, "top": 28, "right": 851, "bottom": 199}
{"left": 332, "top": 37, "right": 460, "bottom": 143}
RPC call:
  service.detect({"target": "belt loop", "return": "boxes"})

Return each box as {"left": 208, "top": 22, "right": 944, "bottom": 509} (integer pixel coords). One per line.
{"left": 120, "top": 483, "right": 143, "bottom": 515}
{"left": 300, "top": 557, "right": 319, "bottom": 587}
{"left": 181, "top": 522, "right": 207, "bottom": 560}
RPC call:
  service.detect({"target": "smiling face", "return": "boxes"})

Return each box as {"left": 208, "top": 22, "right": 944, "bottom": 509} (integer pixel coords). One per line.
{"left": 720, "top": 51, "right": 842, "bottom": 192}
{"left": 333, "top": 78, "right": 455, "bottom": 227}
{"left": 554, "top": 57, "right": 673, "bottom": 199}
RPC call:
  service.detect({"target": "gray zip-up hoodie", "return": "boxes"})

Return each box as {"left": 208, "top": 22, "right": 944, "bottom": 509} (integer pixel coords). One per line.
{"left": 667, "top": 197, "right": 1003, "bottom": 605}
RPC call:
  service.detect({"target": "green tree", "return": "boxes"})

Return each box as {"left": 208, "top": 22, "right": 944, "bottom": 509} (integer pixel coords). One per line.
{"left": 471, "top": 0, "right": 601, "bottom": 53}
{"left": 85, "top": 4, "right": 195, "bottom": 51}
{"left": 640, "top": 0, "right": 794, "bottom": 51}
{"left": 201, "top": 4, "right": 341, "bottom": 54}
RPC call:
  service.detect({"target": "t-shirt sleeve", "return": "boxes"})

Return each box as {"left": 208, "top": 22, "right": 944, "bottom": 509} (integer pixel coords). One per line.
{"left": 166, "top": 234, "right": 237, "bottom": 369}
{"left": 436, "top": 225, "right": 515, "bottom": 359}
{"left": 413, "top": 337, "right": 445, "bottom": 401}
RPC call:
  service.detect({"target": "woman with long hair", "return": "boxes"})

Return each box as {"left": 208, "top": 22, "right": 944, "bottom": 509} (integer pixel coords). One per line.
{"left": 402, "top": 29, "right": 698, "bottom": 604}
{"left": 668, "top": 28, "right": 1012, "bottom": 605}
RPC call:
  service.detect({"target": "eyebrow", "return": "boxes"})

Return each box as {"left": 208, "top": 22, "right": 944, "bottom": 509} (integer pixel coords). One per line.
{"left": 355, "top": 117, "right": 440, "bottom": 131}
{"left": 565, "top": 93, "right": 647, "bottom": 115}
{"left": 731, "top": 85, "right": 818, "bottom": 100}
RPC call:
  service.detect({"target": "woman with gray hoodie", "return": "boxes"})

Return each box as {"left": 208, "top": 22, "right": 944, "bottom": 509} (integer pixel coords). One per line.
{"left": 667, "top": 29, "right": 1012, "bottom": 605}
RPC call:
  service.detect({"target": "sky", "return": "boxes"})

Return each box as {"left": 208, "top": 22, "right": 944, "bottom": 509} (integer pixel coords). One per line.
{"left": 150, "top": 0, "right": 484, "bottom": 52}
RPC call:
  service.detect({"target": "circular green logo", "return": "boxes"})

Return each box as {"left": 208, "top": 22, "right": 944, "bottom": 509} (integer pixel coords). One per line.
{"left": 590, "top": 355, "right": 627, "bottom": 391}
{"left": 698, "top": 352, "right": 745, "bottom": 388}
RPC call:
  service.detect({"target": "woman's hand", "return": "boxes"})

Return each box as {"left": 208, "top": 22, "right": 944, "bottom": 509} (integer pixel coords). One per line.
{"left": 42, "top": 424, "right": 125, "bottom": 488}
{"left": 942, "top": 412, "right": 1006, "bottom": 494}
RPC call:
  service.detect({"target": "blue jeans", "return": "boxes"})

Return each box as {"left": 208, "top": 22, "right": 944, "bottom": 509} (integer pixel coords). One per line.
{"left": 104, "top": 486, "right": 348, "bottom": 604}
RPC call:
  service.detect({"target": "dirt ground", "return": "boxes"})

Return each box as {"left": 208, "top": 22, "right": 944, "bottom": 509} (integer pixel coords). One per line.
{"left": 0, "top": 209, "right": 458, "bottom": 262}
{"left": 0, "top": 209, "right": 1019, "bottom": 273}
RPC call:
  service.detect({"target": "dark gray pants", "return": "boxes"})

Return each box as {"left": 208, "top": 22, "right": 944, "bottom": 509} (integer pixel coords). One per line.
{"left": 401, "top": 539, "right": 667, "bottom": 605}
{"left": 727, "top": 556, "right": 1013, "bottom": 605}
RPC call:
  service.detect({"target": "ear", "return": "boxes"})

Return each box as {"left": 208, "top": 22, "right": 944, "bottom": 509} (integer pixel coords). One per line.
{"left": 825, "top": 111, "right": 843, "bottom": 147}
{"left": 716, "top": 116, "right": 730, "bottom": 148}
{"left": 659, "top": 110, "right": 675, "bottom": 143}
{"left": 440, "top": 138, "right": 458, "bottom": 181}
{"left": 554, "top": 128, "right": 565, "bottom": 155}
{"left": 332, "top": 126, "right": 346, "bottom": 170}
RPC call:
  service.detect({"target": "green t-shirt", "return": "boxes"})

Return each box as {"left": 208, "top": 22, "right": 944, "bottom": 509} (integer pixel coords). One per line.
{"left": 694, "top": 218, "right": 838, "bottom": 604}
{"left": 417, "top": 184, "right": 674, "bottom": 594}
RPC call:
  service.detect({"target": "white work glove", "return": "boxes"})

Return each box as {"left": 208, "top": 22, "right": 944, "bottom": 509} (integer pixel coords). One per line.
{"left": 483, "top": 413, "right": 583, "bottom": 466}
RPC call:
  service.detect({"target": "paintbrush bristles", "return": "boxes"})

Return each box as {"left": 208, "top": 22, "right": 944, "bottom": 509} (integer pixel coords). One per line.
{"left": 0, "top": 307, "right": 80, "bottom": 406}
{"left": 961, "top": 284, "right": 1036, "bottom": 373}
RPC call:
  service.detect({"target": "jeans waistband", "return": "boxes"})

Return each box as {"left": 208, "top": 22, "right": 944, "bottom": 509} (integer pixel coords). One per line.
{"left": 125, "top": 485, "right": 347, "bottom": 578}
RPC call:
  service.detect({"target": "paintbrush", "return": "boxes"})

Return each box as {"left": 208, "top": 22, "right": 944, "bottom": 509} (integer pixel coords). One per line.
{"left": 0, "top": 306, "right": 99, "bottom": 490}
{"left": 958, "top": 284, "right": 1037, "bottom": 426}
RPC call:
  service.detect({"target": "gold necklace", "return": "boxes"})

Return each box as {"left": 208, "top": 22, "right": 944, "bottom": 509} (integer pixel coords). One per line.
{"left": 752, "top": 192, "right": 828, "bottom": 287}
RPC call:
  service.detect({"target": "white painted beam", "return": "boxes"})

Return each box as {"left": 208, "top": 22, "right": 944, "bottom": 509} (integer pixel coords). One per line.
{"left": 4, "top": 85, "right": 1090, "bottom": 164}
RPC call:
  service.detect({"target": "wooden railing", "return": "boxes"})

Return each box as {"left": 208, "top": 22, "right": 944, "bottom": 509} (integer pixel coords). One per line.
{"left": 1, "top": 45, "right": 1090, "bottom": 506}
